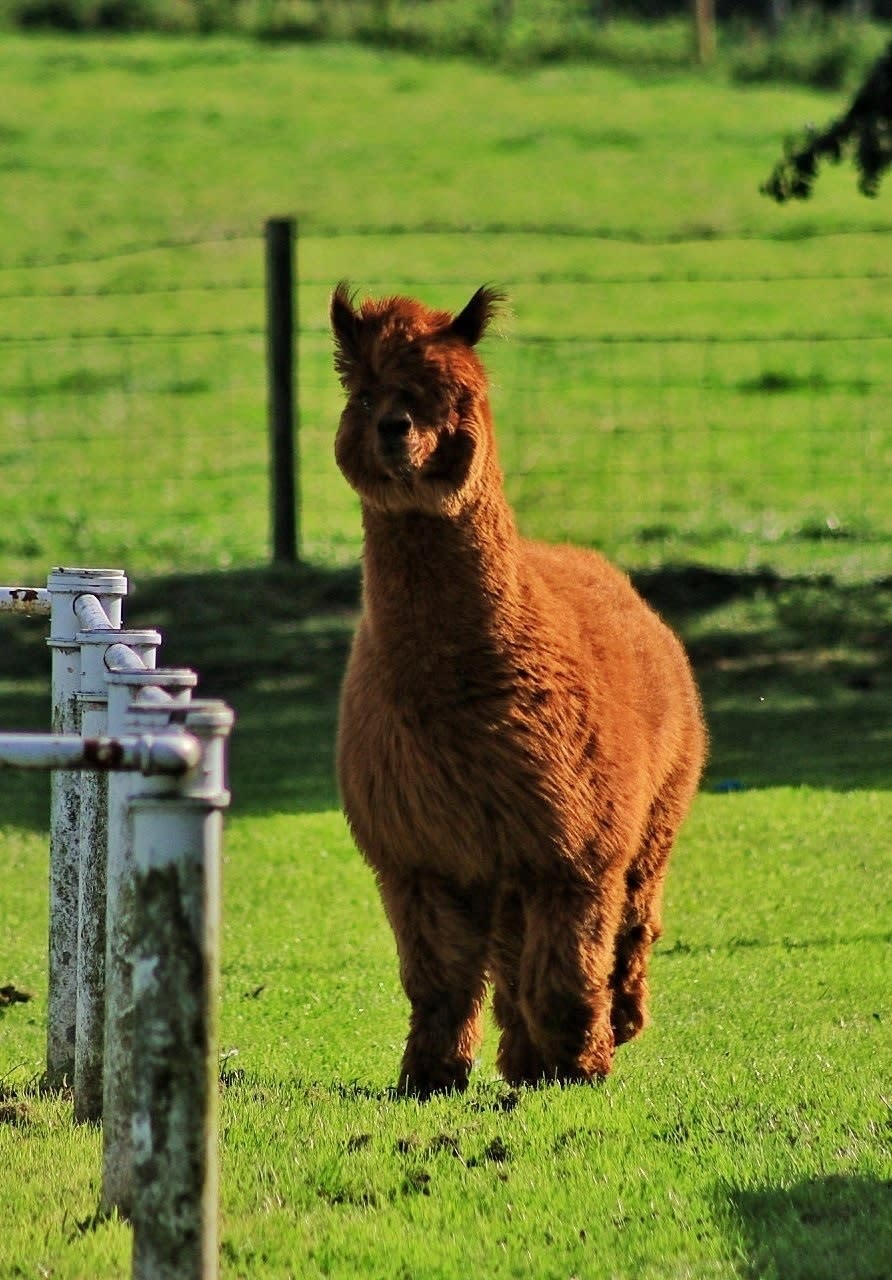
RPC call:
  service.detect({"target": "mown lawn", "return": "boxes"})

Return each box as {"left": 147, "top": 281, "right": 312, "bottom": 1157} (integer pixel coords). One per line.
{"left": 1, "top": 562, "right": 890, "bottom": 1279}
{"left": 0, "top": 29, "right": 890, "bottom": 1280}
{"left": 2, "top": 787, "right": 890, "bottom": 1280}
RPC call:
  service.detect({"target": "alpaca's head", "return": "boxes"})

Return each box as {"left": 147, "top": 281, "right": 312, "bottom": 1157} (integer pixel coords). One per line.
{"left": 331, "top": 283, "right": 503, "bottom": 516}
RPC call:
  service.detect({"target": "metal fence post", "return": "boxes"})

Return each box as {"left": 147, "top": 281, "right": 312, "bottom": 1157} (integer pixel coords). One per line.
{"left": 102, "top": 672, "right": 197, "bottom": 1219}
{"left": 265, "top": 215, "right": 299, "bottom": 565}
{"left": 130, "top": 700, "right": 233, "bottom": 1280}
{"left": 73, "top": 627, "right": 160, "bottom": 1124}
{"left": 45, "top": 567, "right": 127, "bottom": 1088}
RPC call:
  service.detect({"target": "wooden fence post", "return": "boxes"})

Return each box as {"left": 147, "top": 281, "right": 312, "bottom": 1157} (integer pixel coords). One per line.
{"left": 693, "top": 0, "right": 716, "bottom": 64}
{"left": 265, "top": 216, "right": 299, "bottom": 565}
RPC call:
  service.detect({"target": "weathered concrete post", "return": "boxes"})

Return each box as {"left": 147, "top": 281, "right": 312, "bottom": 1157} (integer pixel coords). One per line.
{"left": 73, "top": 627, "right": 160, "bottom": 1124}
{"left": 131, "top": 700, "right": 233, "bottom": 1280}
{"left": 45, "top": 567, "right": 126, "bottom": 1088}
{"left": 101, "top": 671, "right": 197, "bottom": 1218}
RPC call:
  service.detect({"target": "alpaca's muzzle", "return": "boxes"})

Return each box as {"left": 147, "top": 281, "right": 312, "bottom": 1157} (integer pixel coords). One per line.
{"left": 377, "top": 411, "right": 415, "bottom": 471}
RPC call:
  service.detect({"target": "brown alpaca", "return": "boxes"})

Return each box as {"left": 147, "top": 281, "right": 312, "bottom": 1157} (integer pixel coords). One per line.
{"left": 331, "top": 282, "right": 706, "bottom": 1096}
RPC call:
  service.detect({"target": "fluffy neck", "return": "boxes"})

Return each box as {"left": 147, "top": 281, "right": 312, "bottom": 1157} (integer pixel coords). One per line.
{"left": 359, "top": 475, "right": 525, "bottom": 697}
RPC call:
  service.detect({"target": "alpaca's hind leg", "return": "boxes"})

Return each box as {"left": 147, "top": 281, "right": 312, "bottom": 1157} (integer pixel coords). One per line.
{"left": 609, "top": 892, "right": 664, "bottom": 1046}
{"left": 610, "top": 782, "right": 689, "bottom": 1045}
{"left": 490, "top": 889, "right": 549, "bottom": 1085}
{"left": 517, "top": 878, "right": 625, "bottom": 1083}
{"left": 379, "top": 871, "right": 492, "bottom": 1098}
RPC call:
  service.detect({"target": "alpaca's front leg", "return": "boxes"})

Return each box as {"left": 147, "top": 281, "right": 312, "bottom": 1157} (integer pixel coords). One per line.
{"left": 378, "top": 871, "right": 492, "bottom": 1098}
{"left": 490, "top": 888, "right": 550, "bottom": 1084}
{"left": 518, "top": 878, "right": 625, "bottom": 1083}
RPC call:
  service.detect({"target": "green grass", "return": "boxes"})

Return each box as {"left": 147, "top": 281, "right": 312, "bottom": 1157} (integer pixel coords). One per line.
{"left": 4, "top": 4, "right": 889, "bottom": 93}
{"left": 0, "top": 30, "right": 890, "bottom": 1280}
{"left": 1, "top": 564, "right": 890, "bottom": 1278}
{"left": 3, "top": 790, "right": 890, "bottom": 1278}
{"left": 0, "top": 34, "right": 890, "bottom": 580}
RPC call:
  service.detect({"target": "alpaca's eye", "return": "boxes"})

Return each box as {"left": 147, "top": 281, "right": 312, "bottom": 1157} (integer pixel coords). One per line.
{"left": 358, "top": 394, "right": 374, "bottom": 414}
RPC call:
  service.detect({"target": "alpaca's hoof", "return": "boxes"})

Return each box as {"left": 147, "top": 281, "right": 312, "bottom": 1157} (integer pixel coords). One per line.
{"left": 496, "top": 1035, "right": 549, "bottom": 1088}
{"left": 610, "top": 997, "right": 647, "bottom": 1046}
{"left": 398, "top": 1058, "right": 472, "bottom": 1100}
{"left": 572, "top": 1047, "right": 614, "bottom": 1083}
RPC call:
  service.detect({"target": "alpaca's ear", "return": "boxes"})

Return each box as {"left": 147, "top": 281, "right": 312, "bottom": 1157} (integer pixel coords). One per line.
{"left": 449, "top": 286, "right": 504, "bottom": 347}
{"left": 331, "top": 280, "right": 361, "bottom": 376}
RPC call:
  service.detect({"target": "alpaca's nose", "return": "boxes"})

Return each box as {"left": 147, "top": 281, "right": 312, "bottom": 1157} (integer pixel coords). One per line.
{"left": 377, "top": 411, "right": 412, "bottom": 445}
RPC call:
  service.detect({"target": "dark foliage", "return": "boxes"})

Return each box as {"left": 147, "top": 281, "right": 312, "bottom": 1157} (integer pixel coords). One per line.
{"left": 763, "top": 38, "right": 892, "bottom": 199}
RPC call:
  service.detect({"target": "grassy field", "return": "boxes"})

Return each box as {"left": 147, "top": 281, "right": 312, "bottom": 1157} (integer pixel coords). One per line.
{"left": 1, "top": 561, "right": 890, "bottom": 1279}
{"left": 0, "top": 34, "right": 890, "bottom": 579}
{"left": 1, "top": 29, "right": 891, "bottom": 1280}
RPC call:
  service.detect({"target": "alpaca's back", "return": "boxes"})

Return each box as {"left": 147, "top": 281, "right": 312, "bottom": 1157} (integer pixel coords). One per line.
{"left": 521, "top": 538, "right": 705, "bottom": 802}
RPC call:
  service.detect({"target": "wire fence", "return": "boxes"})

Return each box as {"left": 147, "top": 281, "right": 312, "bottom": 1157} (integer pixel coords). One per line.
{"left": 1, "top": 225, "right": 889, "bottom": 584}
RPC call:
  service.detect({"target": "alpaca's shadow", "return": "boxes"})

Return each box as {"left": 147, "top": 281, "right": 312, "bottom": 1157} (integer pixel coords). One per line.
{"left": 635, "top": 565, "right": 891, "bottom": 793}
{"left": 726, "top": 1174, "right": 892, "bottom": 1280}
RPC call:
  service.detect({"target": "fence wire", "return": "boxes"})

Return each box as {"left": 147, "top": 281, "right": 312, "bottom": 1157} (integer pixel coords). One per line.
{"left": 1, "top": 227, "right": 889, "bottom": 583}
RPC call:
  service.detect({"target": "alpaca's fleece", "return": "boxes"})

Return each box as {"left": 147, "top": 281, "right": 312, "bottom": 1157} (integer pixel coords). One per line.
{"left": 331, "top": 282, "right": 707, "bottom": 1096}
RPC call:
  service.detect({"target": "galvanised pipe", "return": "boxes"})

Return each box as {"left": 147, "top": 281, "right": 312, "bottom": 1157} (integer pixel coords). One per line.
{"left": 106, "top": 641, "right": 152, "bottom": 673}
{"left": 74, "top": 628, "right": 161, "bottom": 1125}
{"left": 0, "top": 732, "right": 201, "bottom": 774}
{"left": 45, "top": 567, "right": 127, "bottom": 1089}
{"left": 180, "top": 701, "right": 235, "bottom": 806}
{"left": 74, "top": 592, "right": 120, "bottom": 633}
{"left": 102, "top": 671, "right": 197, "bottom": 1220}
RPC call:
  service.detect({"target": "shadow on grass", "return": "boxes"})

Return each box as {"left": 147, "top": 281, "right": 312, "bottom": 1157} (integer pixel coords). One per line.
{"left": 0, "top": 563, "right": 358, "bottom": 831}
{"left": 0, "top": 562, "right": 889, "bottom": 831}
{"left": 224, "top": 1074, "right": 525, "bottom": 1112}
{"left": 727, "top": 1175, "right": 892, "bottom": 1280}
{"left": 123, "top": 563, "right": 361, "bottom": 819}
{"left": 658, "top": 927, "right": 892, "bottom": 961}
{"left": 637, "top": 566, "right": 891, "bottom": 792}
